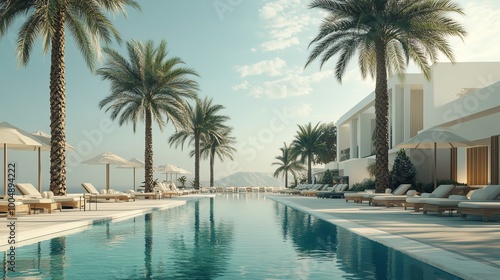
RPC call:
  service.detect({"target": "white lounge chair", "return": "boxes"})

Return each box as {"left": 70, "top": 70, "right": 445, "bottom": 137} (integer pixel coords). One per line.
{"left": 458, "top": 201, "right": 500, "bottom": 221}
{"left": 16, "top": 183, "right": 84, "bottom": 209}
{"left": 360, "top": 184, "right": 412, "bottom": 205}
{"left": 371, "top": 190, "right": 419, "bottom": 207}
{"left": 0, "top": 200, "right": 31, "bottom": 216}
{"left": 404, "top": 184, "right": 455, "bottom": 212}
{"left": 81, "top": 183, "right": 133, "bottom": 202}
{"left": 421, "top": 185, "right": 499, "bottom": 216}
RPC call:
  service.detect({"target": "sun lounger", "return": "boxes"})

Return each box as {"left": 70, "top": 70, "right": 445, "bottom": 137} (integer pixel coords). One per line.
{"left": 371, "top": 190, "right": 418, "bottom": 207}
{"left": 301, "top": 184, "right": 329, "bottom": 196}
{"left": 0, "top": 201, "right": 31, "bottom": 216}
{"left": 458, "top": 201, "right": 500, "bottom": 221}
{"left": 344, "top": 189, "right": 376, "bottom": 202}
{"left": 279, "top": 184, "right": 312, "bottom": 194}
{"left": 359, "top": 184, "right": 412, "bottom": 205}
{"left": 81, "top": 183, "right": 133, "bottom": 202}
{"left": 16, "top": 183, "right": 83, "bottom": 209}
{"left": 404, "top": 184, "right": 455, "bottom": 212}
{"left": 316, "top": 184, "right": 350, "bottom": 198}
{"left": 21, "top": 198, "right": 62, "bottom": 213}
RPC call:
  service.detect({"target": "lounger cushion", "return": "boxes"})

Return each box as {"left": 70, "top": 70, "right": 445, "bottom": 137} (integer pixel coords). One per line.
{"left": 458, "top": 202, "right": 500, "bottom": 209}
{"left": 432, "top": 184, "right": 455, "bottom": 197}
{"left": 393, "top": 184, "right": 412, "bottom": 195}
{"left": 482, "top": 185, "right": 500, "bottom": 200}
{"left": 22, "top": 198, "right": 54, "bottom": 204}
{"left": 407, "top": 190, "right": 417, "bottom": 196}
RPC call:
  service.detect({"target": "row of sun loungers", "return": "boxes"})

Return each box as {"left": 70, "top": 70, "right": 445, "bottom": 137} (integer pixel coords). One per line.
{"left": 346, "top": 184, "right": 500, "bottom": 221}
{"left": 277, "top": 184, "right": 351, "bottom": 198}
{"left": 0, "top": 181, "right": 194, "bottom": 217}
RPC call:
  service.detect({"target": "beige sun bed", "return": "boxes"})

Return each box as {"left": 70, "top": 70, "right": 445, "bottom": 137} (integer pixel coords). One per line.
{"left": 16, "top": 183, "right": 83, "bottom": 209}
{"left": 458, "top": 201, "right": 500, "bottom": 221}
{"left": 0, "top": 201, "right": 31, "bottom": 216}
{"left": 404, "top": 184, "right": 456, "bottom": 212}
{"left": 344, "top": 189, "right": 376, "bottom": 202}
{"left": 301, "top": 184, "right": 329, "bottom": 196}
{"left": 422, "top": 185, "right": 500, "bottom": 216}
{"left": 371, "top": 190, "right": 419, "bottom": 207}
{"left": 359, "top": 184, "right": 412, "bottom": 205}
{"left": 81, "top": 183, "right": 133, "bottom": 202}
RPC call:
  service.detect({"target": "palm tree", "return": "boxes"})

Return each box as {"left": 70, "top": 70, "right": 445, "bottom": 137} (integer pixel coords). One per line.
{"left": 97, "top": 39, "right": 199, "bottom": 192}
{"left": 291, "top": 123, "right": 328, "bottom": 184}
{"left": 196, "top": 127, "right": 236, "bottom": 187}
{"left": 273, "top": 142, "right": 305, "bottom": 188}
{"left": 0, "top": 0, "right": 140, "bottom": 195}
{"left": 169, "top": 97, "right": 230, "bottom": 189}
{"left": 305, "top": 0, "right": 466, "bottom": 192}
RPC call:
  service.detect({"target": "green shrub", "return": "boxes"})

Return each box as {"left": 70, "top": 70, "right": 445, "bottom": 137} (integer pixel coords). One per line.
{"left": 350, "top": 179, "right": 376, "bottom": 192}
{"left": 321, "top": 169, "right": 334, "bottom": 186}
{"left": 390, "top": 149, "right": 417, "bottom": 189}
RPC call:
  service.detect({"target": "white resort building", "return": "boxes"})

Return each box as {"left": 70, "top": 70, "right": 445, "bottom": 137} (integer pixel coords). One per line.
{"left": 326, "top": 62, "right": 500, "bottom": 186}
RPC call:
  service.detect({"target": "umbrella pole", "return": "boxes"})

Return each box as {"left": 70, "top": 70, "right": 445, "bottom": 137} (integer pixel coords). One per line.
{"left": 133, "top": 167, "right": 136, "bottom": 191}
{"left": 434, "top": 142, "right": 437, "bottom": 190}
{"left": 3, "top": 144, "right": 6, "bottom": 195}
{"left": 38, "top": 147, "right": 41, "bottom": 192}
{"left": 106, "top": 164, "right": 110, "bottom": 191}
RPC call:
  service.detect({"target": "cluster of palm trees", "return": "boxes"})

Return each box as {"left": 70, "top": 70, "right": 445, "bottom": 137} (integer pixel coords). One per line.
{"left": 273, "top": 122, "right": 330, "bottom": 188}
{"left": 0, "top": 1, "right": 235, "bottom": 194}
{"left": 97, "top": 40, "right": 235, "bottom": 192}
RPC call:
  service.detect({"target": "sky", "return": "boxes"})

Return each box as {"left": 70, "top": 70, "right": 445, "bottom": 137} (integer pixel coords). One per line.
{"left": 1, "top": 0, "right": 500, "bottom": 192}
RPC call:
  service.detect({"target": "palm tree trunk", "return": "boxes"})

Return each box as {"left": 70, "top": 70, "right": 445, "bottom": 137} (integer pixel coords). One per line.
{"left": 374, "top": 38, "right": 390, "bottom": 192}
{"left": 194, "top": 131, "right": 200, "bottom": 189}
{"left": 49, "top": 7, "right": 67, "bottom": 196}
{"left": 209, "top": 149, "right": 215, "bottom": 187}
{"left": 307, "top": 156, "right": 312, "bottom": 184}
{"left": 285, "top": 172, "right": 288, "bottom": 188}
{"left": 144, "top": 110, "right": 154, "bottom": 192}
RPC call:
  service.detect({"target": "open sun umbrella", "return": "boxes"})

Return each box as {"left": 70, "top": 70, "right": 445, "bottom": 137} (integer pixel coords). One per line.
{"left": 0, "top": 122, "right": 42, "bottom": 195}
{"left": 156, "top": 164, "right": 182, "bottom": 182}
{"left": 395, "top": 126, "right": 475, "bottom": 189}
{"left": 82, "top": 152, "right": 132, "bottom": 190}
{"left": 117, "top": 157, "right": 145, "bottom": 191}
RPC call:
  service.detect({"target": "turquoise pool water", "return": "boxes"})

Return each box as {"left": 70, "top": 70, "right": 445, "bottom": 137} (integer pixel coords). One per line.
{"left": 3, "top": 193, "right": 461, "bottom": 279}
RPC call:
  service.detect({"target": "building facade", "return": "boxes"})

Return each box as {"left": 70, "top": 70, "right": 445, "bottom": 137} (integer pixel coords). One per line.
{"left": 328, "top": 62, "right": 500, "bottom": 186}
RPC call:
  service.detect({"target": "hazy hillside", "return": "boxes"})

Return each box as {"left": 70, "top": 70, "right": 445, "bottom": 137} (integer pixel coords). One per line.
{"left": 213, "top": 172, "right": 284, "bottom": 187}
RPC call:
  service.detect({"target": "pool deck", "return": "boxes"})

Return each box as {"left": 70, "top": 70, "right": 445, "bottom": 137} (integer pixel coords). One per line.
{"left": 267, "top": 194, "right": 500, "bottom": 280}
{"left": 1, "top": 193, "right": 499, "bottom": 280}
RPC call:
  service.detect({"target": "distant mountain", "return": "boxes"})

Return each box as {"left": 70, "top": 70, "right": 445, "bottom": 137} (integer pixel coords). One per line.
{"left": 213, "top": 172, "right": 284, "bottom": 187}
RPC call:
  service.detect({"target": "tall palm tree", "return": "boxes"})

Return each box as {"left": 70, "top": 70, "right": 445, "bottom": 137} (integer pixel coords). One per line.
{"left": 0, "top": 0, "right": 140, "bottom": 195}
{"left": 273, "top": 142, "right": 305, "bottom": 188}
{"left": 195, "top": 127, "right": 236, "bottom": 187}
{"left": 169, "top": 97, "right": 229, "bottom": 189}
{"left": 291, "top": 123, "right": 328, "bottom": 184}
{"left": 305, "top": 0, "right": 466, "bottom": 192}
{"left": 97, "top": 39, "right": 199, "bottom": 192}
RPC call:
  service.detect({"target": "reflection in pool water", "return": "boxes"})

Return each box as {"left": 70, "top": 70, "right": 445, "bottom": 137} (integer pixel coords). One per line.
{"left": 2, "top": 194, "right": 461, "bottom": 279}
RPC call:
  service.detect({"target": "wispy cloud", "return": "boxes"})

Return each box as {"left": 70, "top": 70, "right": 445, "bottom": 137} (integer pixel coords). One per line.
{"left": 233, "top": 67, "right": 333, "bottom": 99}
{"left": 235, "top": 57, "right": 287, "bottom": 77}
{"left": 284, "top": 103, "right": 313, "bottom": 118}
{"left": 258, "top": 0, "right": 313, "bottom": 52}
{"left": 450, "top": 2, "right": 500, "bottom": 61}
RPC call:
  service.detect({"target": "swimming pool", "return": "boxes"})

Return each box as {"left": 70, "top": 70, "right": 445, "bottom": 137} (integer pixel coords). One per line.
{"left": 3, "top": 193, "right": 461, "bottom": 279}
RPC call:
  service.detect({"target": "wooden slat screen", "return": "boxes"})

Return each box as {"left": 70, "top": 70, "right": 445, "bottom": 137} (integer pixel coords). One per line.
{"left": 491, "top": 136, "right": 499, "bottom": 184}
{"left": 467, "top": 147, "right": 488, "bottom": 185}
{"left": 450, "top": 148, "right": 457, "bottom": 181}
